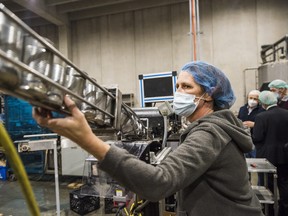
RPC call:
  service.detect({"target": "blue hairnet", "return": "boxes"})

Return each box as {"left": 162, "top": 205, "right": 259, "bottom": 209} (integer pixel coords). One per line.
{"left": 259, "top": 91, "right": 277, "bottom": 106}
{"left": 181, "top": 61, "right": 236, "bottom": 109}
{"left": 268, "top": 79, "right": 288, "bottom": 89}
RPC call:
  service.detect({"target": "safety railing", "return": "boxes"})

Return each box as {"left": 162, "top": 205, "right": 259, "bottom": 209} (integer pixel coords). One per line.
{"left": 261, "top": 35, "right": 288, "bottom": 64}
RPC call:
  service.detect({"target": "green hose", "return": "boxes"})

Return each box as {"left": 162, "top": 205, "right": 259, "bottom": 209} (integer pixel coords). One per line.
{"left": 0, "top": 123, "right": 40, "bottom": 216}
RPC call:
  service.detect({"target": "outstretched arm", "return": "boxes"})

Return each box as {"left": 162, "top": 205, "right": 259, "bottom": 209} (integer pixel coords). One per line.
{"left": 32, "top": 95, "right": 110, "bottom": 160}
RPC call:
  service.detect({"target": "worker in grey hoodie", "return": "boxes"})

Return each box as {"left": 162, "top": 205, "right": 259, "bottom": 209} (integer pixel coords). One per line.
{"left": 33, "top": 61, "right": 264, "bottom": 216}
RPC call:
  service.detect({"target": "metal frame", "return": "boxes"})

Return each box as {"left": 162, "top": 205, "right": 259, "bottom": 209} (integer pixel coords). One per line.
{"left": 139, "top": 71, "right": 177, "bottom": 107}
{"left": 16, "top": 136, "right": 61, "bottom": 216}
{"left": 0, "top": 4, "right": 147, "bottom": 139}
{"left": 246, "top": 158, "right": 278, "bottom": 216}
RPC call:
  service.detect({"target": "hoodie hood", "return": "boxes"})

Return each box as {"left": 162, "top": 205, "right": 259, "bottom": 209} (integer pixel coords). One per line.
{"left": 182, "top": 110, "right": 253, "bottom": 153}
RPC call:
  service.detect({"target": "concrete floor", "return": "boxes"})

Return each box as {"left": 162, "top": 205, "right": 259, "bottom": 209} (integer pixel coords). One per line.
{"left": 0, "top": 173, "right": 269, "bottom": 216}
{"left": 0, "top": 175, "right": 116, "bottom": 216}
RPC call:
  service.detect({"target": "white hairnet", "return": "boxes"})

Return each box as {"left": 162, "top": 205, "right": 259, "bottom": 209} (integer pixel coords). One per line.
{"left": 259, "top": 91, "right": 277, "bottom": 106}
{"left": 268, "top": 79, "right": 288, "bottom": 89}
{"left": 248, "top": 90, "right": 260, "bottom": 96}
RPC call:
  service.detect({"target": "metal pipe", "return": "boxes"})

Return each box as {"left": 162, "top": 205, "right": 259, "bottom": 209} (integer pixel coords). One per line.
{"left": 53, "top": 140, "right": 60, "bottom": 216}
{"left": 189, "top": 0, "right": 193, "bottom": 60}
{"left": 195, "top": 0, "right": 201, "bottom": 60}
{"left": 243, "top": 67, "right": 259, "bottom": 102}
{"left": 191, "top": 0, "right": 197, "bottom": 61}
{"left": 189, "top": 0, "right": 197, "bottom": 60}
{"left": 261, "top": 34, "right": 288, "bottom": 63}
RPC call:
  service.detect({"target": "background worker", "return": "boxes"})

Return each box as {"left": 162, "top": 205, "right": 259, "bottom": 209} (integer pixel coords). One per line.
{"left": 268, "top": 79, "right": 288, "bottom": 110}
{"left": 237, "top": 90, "right": 265, "bottom": 158}
{"left": 33, "top": 61, "right": 264, "bottom": 216}
{"left": 253, "top": 91, "right": 288, "bottom": 216}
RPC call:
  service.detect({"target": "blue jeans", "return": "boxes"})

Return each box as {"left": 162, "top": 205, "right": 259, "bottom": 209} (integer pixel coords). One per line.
{"left": 244, "top": 149, "right": 256, "bottom": 158}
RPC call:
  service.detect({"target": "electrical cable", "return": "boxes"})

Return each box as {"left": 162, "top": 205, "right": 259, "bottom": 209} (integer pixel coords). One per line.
{"left": 133, "top": 200, "right": 150, "bottom": 214}
{"left": 129, "top": 199, "right": 144, "bottom": 216}
{"left": 115, "top": 203, "right": 127, "bottom": 216}
{"left": 0, "top": 123, "right": 40, "bottom": 215}
{"left": 123, "top": 207, "right": 129, "bottom": 215}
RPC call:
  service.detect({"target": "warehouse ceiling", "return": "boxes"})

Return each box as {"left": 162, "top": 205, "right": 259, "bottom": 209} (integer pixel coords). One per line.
{"left": 1, "top": 0, "right": 188, "bottom": 27}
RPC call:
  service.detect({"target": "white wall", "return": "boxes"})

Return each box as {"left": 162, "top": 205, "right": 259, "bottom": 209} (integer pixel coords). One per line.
{"left": 37, "top": 0, "right": 288, "bottom": 112}
{"left": 71, "top": 3, "right": 191, "bottom": 107}
{"left": 200, "top": 0, "right": 288, "bottom": 110}
{"left": 201, "top": 0, "right": 260, "bottom": 109}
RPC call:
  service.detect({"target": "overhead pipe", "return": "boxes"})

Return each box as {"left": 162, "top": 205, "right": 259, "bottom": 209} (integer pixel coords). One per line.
{"left": 195, "top": 0, "right": 201, "bottom": 60}
{"left": 189, "top": 0, "right": 200, "bottom": 61}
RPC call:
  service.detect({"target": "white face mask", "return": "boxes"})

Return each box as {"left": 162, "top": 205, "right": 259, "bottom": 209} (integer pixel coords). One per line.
{"left": 173, "top": 92, "right": 203, "bottom": 117}
{"left": 248, "top": 99, "right": 258, "bottom": 108}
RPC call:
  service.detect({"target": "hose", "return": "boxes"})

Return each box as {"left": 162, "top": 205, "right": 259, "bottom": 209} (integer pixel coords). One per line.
{"left": 0, "top": 123, "right": 40, "bottom": 216}
{"left": 133, "top": 200, "right": 150, "bottom": 214}
{"left": 162, "top": 115, "right": 168, "bottom": 149}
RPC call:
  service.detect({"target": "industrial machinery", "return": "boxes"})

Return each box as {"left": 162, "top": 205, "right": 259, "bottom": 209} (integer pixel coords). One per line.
{"left": 0, "top": 4, "right": 146, "bottom": 141}
{"left": 242, "top": 35, "right": 288, "bottom": 101}
{"left": 0, "top": 4, "right": 180, "bottom": 216}
{"left": 258, "top": 35, "right": 288, "bottom": 90}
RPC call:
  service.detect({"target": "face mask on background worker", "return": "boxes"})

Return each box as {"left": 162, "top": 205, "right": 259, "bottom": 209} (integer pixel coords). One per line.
{"left": 248, "top": 99, "right": 258, "bottom": 108}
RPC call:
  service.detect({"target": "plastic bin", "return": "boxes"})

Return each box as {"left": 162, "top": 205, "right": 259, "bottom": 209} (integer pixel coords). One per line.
{"left": 70, "top": 188, "right": 100, "bottom": 215}
{"left": 0, "top": 166, "right": 7, "bottom": 180}
{"left": 4, "top": 95, "right": 51, "bottom": 140}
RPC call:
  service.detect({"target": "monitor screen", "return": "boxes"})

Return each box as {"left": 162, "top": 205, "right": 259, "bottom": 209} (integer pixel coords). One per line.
{"left": 143, "top": 76, "right": 174, "bottom": 98}
{"left": 139, "top": 71, "right": 177, "bottom": 107}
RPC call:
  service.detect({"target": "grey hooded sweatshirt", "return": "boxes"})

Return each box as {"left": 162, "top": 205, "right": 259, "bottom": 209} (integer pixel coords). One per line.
{"left": 99, "top": 110, "right": 264, "bottom": 216}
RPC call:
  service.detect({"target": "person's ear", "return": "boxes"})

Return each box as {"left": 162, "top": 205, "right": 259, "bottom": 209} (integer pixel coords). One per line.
{"left": 203, "top": 93, "right": 213, "bottom": 102}
{"left": 279, "top": 88, "right": 285, "bottom": 94}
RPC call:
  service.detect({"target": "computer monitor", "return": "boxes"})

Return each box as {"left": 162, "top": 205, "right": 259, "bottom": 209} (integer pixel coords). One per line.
{"left": 139, "top": 71, "right": 177, "bottom": 107}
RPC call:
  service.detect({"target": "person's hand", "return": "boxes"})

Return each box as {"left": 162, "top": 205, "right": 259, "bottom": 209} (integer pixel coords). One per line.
{"left": 33, "top": 95, "right": 110, "bottom": 160}
{"left": 33, "top": 95, "right": 93, "bottom": 148}
{"left": 243, "top": 121, "right": 255, "bottom": 128}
